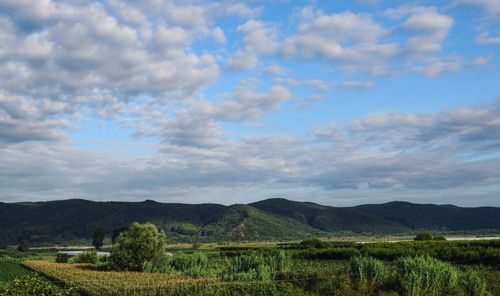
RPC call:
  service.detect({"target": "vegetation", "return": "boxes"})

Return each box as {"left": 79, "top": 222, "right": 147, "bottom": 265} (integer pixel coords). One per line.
{"left": 110, "top": 223, "right": 167, "bottom": 271}
{"left": 414, "top": 231, "right": 446, "bottom": 241}
{"left": 92, "top": 228, "right": 105, "bottom": 250}
{"left": 2, "top": 198, "right": 500, "bottom": 244}
{"left": 70, "top": 250, "right": 98, "bottom": 264}
{"left": 350, "top": 256, "right": 388, "bottom": 294}
{"left": 222, "top": 251, "right": 291, "bottom": 282}
{"left": 0, "top": 274, "right": 78, "bottom": 296}
{"left": 16, "top": 241, "right": 29, "bottom": 253}
{"left": 461, "top": 270, "right": 488, "bottom": 296}
{"left": 1, "top": 221, "right": 499, "bottom": 295}
{"left": 397, "top": 256, "right": 459, "bottom": 296}
{"left": 0, "top": 258, "right": 33, "bottom": 283}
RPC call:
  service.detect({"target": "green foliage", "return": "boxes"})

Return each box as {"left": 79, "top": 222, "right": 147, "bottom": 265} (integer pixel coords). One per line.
{"left": 192, "top": 242, "right": 202, "bottom": 249}
{"left": 299, "top": 238, "right": 326, "bottom": 248}
{"left": 3, "top": 197, "right": 500, "bottom": 244}
{"left": 55, "top": 253, "right": 70, "bottom": 263}
{"left": 92, "top": 228, "right": 105, "bottom": 250}
{"left": 397, "top": 256, "right": 459, "bottom": 296}
{"left": 111, "top": 227, "right": 128, "bottom": 244}
{"left": 461, "top": 270, "right": 488, "bottom": 296}
{"left": 291, "top": 239, "right": 500, "bottom": 267}
{"left": 110, "top": 222, "right": 167, "bottom": 271}
{"left": 0, "top": 258, "right": 32, "bottom": 284}
{"left": 350, "top": 256, "right": 388, "bottom": 293}
{"left": 0, "top": 274, "right": 78, "bottom": 296}
{"left": 70, "top": 250, "right": 97, "bottom": 264}
{"left": 16, "top": 241, "right": 29, "bottom": 253}
{"left": 222, "top": 251, "right": 291, "bottom": 282}
{"left": 173, "top": 282, "right": 306, "bottom": 296}
{"left": 295, "top": 247, "right": 361, "bottom": 259}
{"left": 414, "top": 231, "right": 434, "bottom": 241}
{"left": 170, "top": 223, "right": 200, "bottom": 236}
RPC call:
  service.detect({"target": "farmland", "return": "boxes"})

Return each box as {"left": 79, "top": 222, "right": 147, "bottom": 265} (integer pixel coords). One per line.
{"left": 2, "top": 235, "right": 500, "bottom": 295}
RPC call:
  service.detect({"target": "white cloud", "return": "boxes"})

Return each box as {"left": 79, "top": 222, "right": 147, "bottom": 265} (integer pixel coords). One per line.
{"left": 212, "top": 26, "right": 226, "bottom": 44}
{"left": 340, "top": 81, "right": 374, "bottom": 89}
{"left": 475, "top": 30, "right": 500, "bottom": 45}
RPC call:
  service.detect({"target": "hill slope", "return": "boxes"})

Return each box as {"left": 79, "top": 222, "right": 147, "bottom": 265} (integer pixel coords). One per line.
{"left": 351, "top": 201, "right": 500, "bottom": 231}
{"left": 1, "top": 198, "right": 500, "bottom": 244}
{"left": 251, "top": 198, "right": 408, "bottom": 233}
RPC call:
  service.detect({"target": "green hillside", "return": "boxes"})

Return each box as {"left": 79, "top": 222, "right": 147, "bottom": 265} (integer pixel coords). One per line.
{"left": 1, "top": 198, "right": 500, "bottom": 244}
{"left": 251, "top": 198, "right": 409, "bottom": 233}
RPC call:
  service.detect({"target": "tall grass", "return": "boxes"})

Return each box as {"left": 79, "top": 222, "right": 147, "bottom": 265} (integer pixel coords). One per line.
{"left": 397, "top": 256, "right": 459, "bottom": 296}
{"left": 461, "top": 270, "right": 488, "bottom": 296}
{"left": 350, "top": 256, "right": 388, "bottom": 294}
{"left": 222, "top": 251, "right": 291, "bottom": 282}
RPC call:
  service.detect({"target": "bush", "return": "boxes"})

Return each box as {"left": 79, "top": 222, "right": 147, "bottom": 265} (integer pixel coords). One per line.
{"left": 55, "top": 253, "right": 70, "bottom": 263}
{"left": 0, "top": 274, "right": 78, "bottom": 296}
{"left": 299, "top": 238, "right": 326, "bottom": 249}
{"left": 414, "top": 232, "right": 434, "bottom": 241}
{"left": 110, "top": 222, "right": 167, "bottom": 271}
{"left": 397, "top": 256, "right": 459, "bottom": 296}
{"left": 16, "top": 241, "right": 29, "bottom": 253}
{"left": 461, "top": 271, "right": 488, "bottom": 296}
{"left": 350, "top": 256, "right": 388, "bottom": 293}
{"left": 70, "top": 250, "right": 97, "bottom": 264}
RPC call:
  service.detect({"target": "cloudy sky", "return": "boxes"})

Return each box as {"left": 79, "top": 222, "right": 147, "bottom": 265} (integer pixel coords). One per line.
{"left": 0, "top": 0, "right": 499, "bottom": 206}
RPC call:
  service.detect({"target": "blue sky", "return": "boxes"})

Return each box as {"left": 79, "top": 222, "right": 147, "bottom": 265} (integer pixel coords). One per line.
{"left": 0, "top": 0, "right": 499, "bottom": 206}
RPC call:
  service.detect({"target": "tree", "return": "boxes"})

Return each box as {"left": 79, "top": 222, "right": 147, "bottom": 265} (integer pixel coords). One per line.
{"left": 17, "top": 241, "right": 29, "bottom": 253}
{"left": 414, "top": 231, "right": 433, "bottom": 241}
{"left": 110, "top": 222, "right": 167, "bottom": 271}
{"left": 112, "top": 226, "right": 128, "bottom": 244}
{"left": 92, "top": 228, "right": 105, "bottom": 250}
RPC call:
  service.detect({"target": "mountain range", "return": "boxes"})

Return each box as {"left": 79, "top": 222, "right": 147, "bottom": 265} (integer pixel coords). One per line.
{"left": 1, "top": 198, "right": 500, "bottom": 244}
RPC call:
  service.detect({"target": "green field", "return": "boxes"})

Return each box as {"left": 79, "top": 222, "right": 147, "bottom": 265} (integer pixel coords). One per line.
{"left": 0, "top": 258, "right": 33, "bottom": 284}
{"left": 2, "top": 237, "right": 500, "bottom": 295}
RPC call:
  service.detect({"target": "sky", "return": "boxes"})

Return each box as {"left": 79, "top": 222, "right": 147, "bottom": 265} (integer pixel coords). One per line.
{"left": 0, "top": 0, "right": 499, "bottom": 206}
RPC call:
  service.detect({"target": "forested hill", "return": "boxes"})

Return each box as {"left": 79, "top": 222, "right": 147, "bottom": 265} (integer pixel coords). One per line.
{"left": 1, "top": 198, "right": 500, "bottom": 244}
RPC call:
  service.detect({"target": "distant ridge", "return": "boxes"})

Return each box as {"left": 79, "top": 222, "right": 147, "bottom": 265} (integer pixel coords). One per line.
{"left": 1, "top": 198, "right": 500, "bottom": 244}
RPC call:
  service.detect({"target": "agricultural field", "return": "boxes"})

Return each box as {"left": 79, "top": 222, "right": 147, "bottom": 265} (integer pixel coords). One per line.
{"left": 0, "top": 258, "right": 33, "bottom": 284}
{"left": 0, "top": 236, "right": 499, "bottom": 295}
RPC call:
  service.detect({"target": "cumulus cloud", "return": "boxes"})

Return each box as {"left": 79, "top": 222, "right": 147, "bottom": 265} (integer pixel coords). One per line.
{"left": 226, "top": 20, "right": 279, "bottom": 70}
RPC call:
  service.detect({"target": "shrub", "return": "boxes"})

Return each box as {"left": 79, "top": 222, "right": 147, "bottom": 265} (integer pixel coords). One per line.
{"left": 70, "top": 250, "right": 97, "bottom": 264}
{"left": 110, "top": 222, "right": 167, "bottom": 271}
{"left": 55, "top": 253, "right": 70, "bottom": 263}
{"left": 414, "top": 232, "right": 433, "bottom": 241}
{"left": 0, "top": 274, "right": 78, "bottom": 296}
{"left": 397, "top": 256, "right": 459, "bottom": 296}
{"left": 299, "top": 238, "right": 326, "bottom": 249}
{"left": 192, "top": 242, "right": 202, "bottom": 249}
{"left": 16, "top": 241, "right": 29, "bottom": 253}
{"left": 461, "top": 271, "right": 488, "bottom": 296}
{"left": 350, "top": 256, "right": 388, "bottom": 293}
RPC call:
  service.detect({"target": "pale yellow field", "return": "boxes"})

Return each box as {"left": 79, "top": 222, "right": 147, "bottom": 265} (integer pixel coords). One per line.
{"left": 23, "top": 260, "right": 214, "bottom": 295}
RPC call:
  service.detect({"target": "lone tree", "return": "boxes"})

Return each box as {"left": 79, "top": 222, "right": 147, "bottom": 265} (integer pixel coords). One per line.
{"left": 110, "top": 223, "right": 166, "bottom": 271}
{"left": 92, "top": 228, "right": 105, "bottom": 250}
